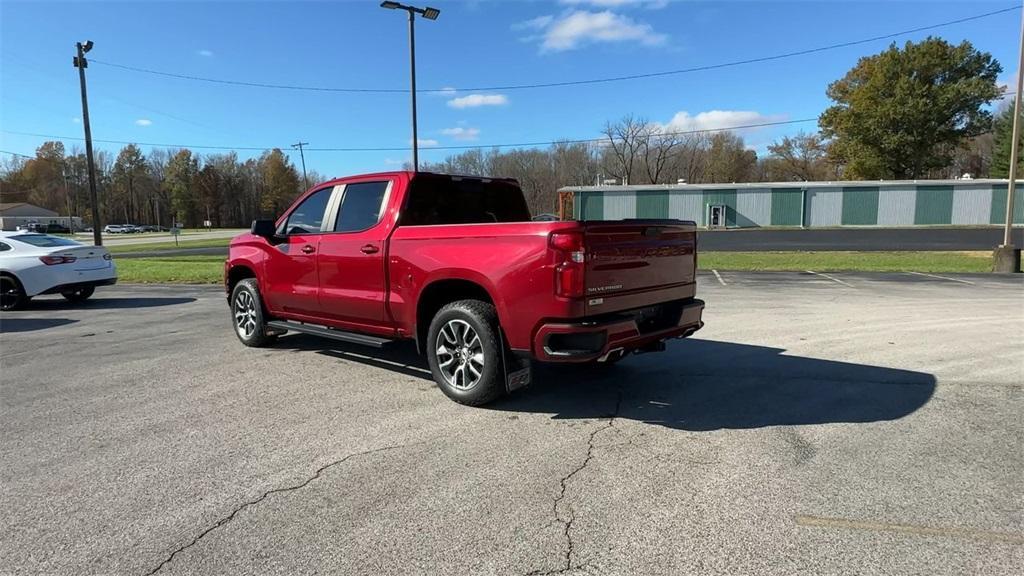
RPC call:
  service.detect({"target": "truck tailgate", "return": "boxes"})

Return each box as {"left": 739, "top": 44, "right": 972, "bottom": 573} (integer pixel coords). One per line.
{"left": 583, "top": 220, "right": 696, "bottom": 315}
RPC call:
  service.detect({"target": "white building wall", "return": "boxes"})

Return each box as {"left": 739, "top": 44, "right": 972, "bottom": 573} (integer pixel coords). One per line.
{"left": 736, "top": 189, "right": 772, "bottom": 226}
{"left": 669, "top": 191, "right": 703, "bottom": 223}
{"left": 877, "top": 186, "right": 917, "bottom": 226}
{"left": 602, "top": 190, "right": 637, "bottom": 220}
{"left": 808, "top": 187, "right": 843, "bottom": 227}
{"left": 951, "top": 185, "right": 993, "bottom": 225}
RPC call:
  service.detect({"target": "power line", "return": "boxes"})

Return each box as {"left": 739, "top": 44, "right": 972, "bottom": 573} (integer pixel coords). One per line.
{"left": 0, "top": 149, "right": 34, "bottom": 159}
{"left": 0, "top": 118, "right": 819, "bottom": 153}
{"left": 87, "top": 5, "right": 1019, "bottom": 94}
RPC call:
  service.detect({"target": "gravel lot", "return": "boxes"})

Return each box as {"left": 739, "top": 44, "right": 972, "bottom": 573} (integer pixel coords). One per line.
{"left": 1, "top": 272, "right": 1022, "bottom": 576}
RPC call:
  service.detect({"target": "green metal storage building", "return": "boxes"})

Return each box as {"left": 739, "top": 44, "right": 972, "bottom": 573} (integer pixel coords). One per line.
{"left": 561, "top": 179, "right": 1024, "bottom": 227}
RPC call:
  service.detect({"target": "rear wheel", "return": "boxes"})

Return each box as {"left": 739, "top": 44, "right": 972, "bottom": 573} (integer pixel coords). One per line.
{"left": 0, "top": 275, "right": 27, "bottom": 311}
{"left": 427, "top": 300, "right": 505, "bottom": 406}
{"left": 230, "top": 278, "right": 276, "bottom": 347}
{"left": 61, "top": 286, "right": 95, "bottom": 303}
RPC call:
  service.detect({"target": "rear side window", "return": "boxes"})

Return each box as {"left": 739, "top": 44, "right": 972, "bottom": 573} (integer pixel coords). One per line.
{"left": 334, "top": 181, "right": 389, "bottom": 232}
{"left": 283, "top": 186, "right": 334, "bottom": 235}
{"left": 8, "top": 234, "right": 81, "bottom": 248}
{"left": 0, "top": 242, "right": 10, "bottom": 251}
{"left": 400, "top": 174, "right": 531, "bottom": 226}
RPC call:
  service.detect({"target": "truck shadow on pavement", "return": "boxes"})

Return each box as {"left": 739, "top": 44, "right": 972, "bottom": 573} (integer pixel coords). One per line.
{"left": 18, "top": 296, "right": 197, "bottom": 310}
{"left": 499, "top": 339, "right": 936, "bottom": 431}
{"left": 275, "top": 335, "right": 936, "bottom": 431}
{"left": 0, "top": 318, "right": 79, "bottom": 333}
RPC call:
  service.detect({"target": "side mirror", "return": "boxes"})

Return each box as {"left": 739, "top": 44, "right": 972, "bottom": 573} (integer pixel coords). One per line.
{"left": 251, "top": 219, "right": 278, "bottom": 240}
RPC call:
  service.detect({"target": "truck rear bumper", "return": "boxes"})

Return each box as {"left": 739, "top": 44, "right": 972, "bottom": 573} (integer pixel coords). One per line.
{"left": 533, "top": 298, "right": 704, "bottom": 363}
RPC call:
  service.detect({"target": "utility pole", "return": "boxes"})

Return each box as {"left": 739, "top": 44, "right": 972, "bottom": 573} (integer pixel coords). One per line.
{"left": 291, "top": 141, "right": 309, "bottom": 189}
{"left": 74, "top": 40, "right": 103, "bottom": 246}
{"left": 995, "top": 6, "right": 1024, "bottom": 272}
{"left": 380, "top": 2, "right": 440, "bottom": 172}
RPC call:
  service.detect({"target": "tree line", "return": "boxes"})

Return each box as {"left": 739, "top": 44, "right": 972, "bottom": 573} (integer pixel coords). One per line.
{"left": 1, "top": 37, "right": 1021, "bottom": 223}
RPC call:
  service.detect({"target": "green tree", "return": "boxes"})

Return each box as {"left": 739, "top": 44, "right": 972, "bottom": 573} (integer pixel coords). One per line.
{"left": 992, "top": 100, "right": 1023, "bottom": 178}
{"left": 111, "top": 144, "right": 149, "bottom": 223}
{"left": 165, "top": 149, "right": 199, "bottom": 226}
{"left": 257, "top": 149, "right": 300, "bottom": 216}
{"left": 819, "top": 37, "right": 1002, "bottom": 179}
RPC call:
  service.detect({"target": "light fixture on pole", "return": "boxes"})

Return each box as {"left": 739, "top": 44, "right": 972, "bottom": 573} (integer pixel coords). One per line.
{"left": 74, "top": 40, "right": 103, "bottom": 246}
{"left": 380, "top": 1, "right": 440, "bottom": 172}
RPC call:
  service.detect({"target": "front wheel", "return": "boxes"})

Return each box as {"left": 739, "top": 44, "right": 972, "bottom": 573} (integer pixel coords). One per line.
{"left": 230, "top": 278, "right": 276, "bottom": 347}
{"left": 427, "top": 300, "right": 505, "bottom": 406}
{"left": 61, "top": 286, "right": 95, "bottom": 303}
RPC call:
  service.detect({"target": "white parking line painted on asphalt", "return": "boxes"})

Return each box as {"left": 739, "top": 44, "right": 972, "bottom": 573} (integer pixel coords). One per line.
{"left": 805, "top": 270, "right": 855, "bottom": 288}
{"left": 712, "top": 269, "right": 727, "bottom": 286}
{"left": 905, "top": 271, "right": 975, "bottom": 285}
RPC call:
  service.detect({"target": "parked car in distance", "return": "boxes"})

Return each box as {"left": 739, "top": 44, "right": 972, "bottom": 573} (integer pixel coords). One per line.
{"left": 103, "top": 225, "right": 125, "bottom": 234}
{"left": 532, "top": 213, "right": 560, "bottom": 221}
{"left": 225, "top": 171, "right": 704, "bottom": 406}
{"left": 0, "top": 231, "right": 117, "bottom": 310}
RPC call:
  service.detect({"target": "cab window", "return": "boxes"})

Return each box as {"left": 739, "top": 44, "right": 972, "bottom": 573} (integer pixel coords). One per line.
{"left": 282, "top": 186, "right": 333, "bottom": 235}
{"left": 334, "top": 181, "right": 389, "bottom": 232}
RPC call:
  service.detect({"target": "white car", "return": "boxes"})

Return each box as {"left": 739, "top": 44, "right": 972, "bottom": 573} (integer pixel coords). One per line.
{"left": 0, "top": 231, "right": 117, "bottom": 310}
{"left": 103, "top": 224, "right": 126, "bottom": 234}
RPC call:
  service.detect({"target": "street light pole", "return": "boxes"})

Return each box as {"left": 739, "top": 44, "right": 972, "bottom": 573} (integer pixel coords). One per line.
{"left": 291, "top": 141, "right": 309, "bottom": 189}
{"left": 995, "top": 6, "right": 1024, "bottom": 272}
{"left": 74, "top": 40, "right": 103, "bottom": 246}
{"left": 380, "top": 2, "right": 440, "bottom": 173}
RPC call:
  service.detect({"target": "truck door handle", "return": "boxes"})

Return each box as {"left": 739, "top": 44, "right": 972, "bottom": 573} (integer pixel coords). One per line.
{"left": 301, "top": 244, "right": 315, "bottom": 254}
{"left": 360, "top": 244, "right": 379, "bottom": 254}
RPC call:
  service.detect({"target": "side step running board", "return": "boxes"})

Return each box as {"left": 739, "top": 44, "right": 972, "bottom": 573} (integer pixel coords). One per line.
{"left": 266, "top": 320, "right": 393, "bottom": 348}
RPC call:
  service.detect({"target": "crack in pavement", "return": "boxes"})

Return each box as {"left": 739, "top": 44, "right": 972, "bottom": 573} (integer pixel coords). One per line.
{"left": 144, "top": 442, "right": 418, "bottom": 576}
{"left": 528, "top": 388, "right": 623, "bottom": 576}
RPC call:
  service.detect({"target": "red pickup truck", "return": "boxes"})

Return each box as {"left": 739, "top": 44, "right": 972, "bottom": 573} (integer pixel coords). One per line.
{"left": 225, "top": 171, "right": 703, "bottom": 405}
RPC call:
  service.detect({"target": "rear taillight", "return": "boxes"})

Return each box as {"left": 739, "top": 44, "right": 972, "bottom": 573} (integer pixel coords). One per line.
{"left": 550, "top": 231, "right": 585, "bottom": 298}
{"left": 39, "top": 255, "right": 76, "bottom": 265}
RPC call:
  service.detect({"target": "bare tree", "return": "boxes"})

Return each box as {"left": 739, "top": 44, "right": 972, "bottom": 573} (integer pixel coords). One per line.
{"left": 602, "top": 115, "right": 648, "bottom": 184}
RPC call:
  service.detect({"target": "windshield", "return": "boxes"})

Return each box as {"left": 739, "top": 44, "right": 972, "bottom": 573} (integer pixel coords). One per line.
{"left": 8, "top": 234, "right": 83, "bottom": 248}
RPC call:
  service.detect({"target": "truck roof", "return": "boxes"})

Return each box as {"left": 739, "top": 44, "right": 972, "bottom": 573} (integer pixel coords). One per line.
{"left": 315, "top": 171, "right": 517, "bottom": 190}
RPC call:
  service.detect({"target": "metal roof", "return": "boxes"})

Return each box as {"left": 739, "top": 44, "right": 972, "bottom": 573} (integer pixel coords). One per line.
{"left": 558, "top": 178, "right": 1022, "bottom": 193}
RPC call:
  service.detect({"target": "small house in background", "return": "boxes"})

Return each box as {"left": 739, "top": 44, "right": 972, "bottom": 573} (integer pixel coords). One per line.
{"left": 0, "top": 203, "right": 83, "bottom": 231}
{"left": 557, "top": 179, "right": 1024, "bottom": 228}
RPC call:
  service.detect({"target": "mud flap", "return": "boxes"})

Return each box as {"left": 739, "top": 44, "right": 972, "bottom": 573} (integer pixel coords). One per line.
{"left": 499, "top": 329, "right": 532, "bottom": 393}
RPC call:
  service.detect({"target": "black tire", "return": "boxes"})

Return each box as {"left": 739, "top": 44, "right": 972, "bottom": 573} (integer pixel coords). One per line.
{"left": 0, "top": 275, "right": 27, "bottom": 311}
{"left": 61, "top": 285, "right": 95, "bottom": 303}
{"left": 230, "top": 278, "right": 277, "bottom": 347}
{"left": 426, "top": 299, "right": 505, "bottom": 406}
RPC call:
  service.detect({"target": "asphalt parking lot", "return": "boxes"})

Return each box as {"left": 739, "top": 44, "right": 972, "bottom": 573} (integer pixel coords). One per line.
{"left": 1, "top": 272, "right": 1022, "bottom": 576}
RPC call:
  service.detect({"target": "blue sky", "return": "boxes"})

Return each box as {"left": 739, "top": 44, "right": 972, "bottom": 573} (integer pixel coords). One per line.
{"left": 0, "top": 0, "right": 1019, "bottom": 178}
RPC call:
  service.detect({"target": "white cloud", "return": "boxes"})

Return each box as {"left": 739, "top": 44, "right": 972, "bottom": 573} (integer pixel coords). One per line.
{"left": 447, "top": 93, "right": 508, "bottom": 108}
{"left": 662, "top": 110, "right": 784, "bottom": 134}
{"left": 72, "top": 117, "right": 81, "bottom": 124}
{"left": 434, "top": 86, "right": 458, "bottom": 97}
{"left": 412, "top": 138, "right": 439, "bottom": 147}
{"left": 440, "top": 126, "right": 481, "bottom": 141}
{"left": 521, "top": 10, "right": 667, "bottom": 52}
{"left": 134, "top": 118, "right": 153, "bottom": 127}
{"left": 384, "top": 158, "right": 405, "bottom": 165}
{"left": 513, "top": 15, "right": 554, "bottom": 31}
{"left": 197, "top": 49, "right": 214, "bottom": 57}
{"left": 560, "top": 0, "right": 668, "bottom": 9}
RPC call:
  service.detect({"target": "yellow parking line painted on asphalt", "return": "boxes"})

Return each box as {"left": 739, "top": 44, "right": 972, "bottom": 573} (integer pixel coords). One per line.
{"left": 795, "top": 515, "right": 1024, "bottom": 544}
{"left": 906, "top": 271, "right": 976, "bottom": 285}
